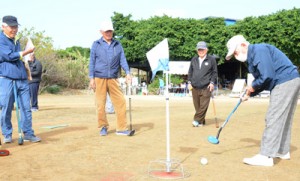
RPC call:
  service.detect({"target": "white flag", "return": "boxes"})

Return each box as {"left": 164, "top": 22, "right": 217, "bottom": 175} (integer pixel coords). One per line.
{"left": 24, "top": 37, "right": 35, "bottom": 62}
{"left": 146, "top": 38, "right": 169, "bottom": 80}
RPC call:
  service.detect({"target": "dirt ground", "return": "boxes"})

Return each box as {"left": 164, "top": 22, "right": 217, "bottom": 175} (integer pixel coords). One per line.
{"left": 0, "top": 91, "right": 299, "bottom": 181}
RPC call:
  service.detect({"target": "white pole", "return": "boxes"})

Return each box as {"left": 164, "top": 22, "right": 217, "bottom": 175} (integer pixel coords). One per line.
{"left": 165, "top": 71, "right": 171, "bottom": 172}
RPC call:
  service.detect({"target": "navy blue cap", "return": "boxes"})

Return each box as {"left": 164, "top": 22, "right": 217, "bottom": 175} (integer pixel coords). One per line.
{"left": 2, "top": 15, "right": 19, "bottom": 26}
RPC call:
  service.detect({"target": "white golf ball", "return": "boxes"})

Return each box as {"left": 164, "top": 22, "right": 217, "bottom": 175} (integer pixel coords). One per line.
{"left": 200, "top": 157, "right": 208, "bottom": 165}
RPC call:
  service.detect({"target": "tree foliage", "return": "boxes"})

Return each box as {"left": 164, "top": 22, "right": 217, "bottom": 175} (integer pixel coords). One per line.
{"left": 57, "top": 46, "right": 90, "bottom": 59}
{"left": 18, "top": 28, "right": 89, "bottom": 91}
{"left": 112, "top": 8, "right": 300, "bottom": 66}
{"left": 18, "top": 28, "right": 60, "bottom": 92}
{"left": 15, "top": 8, "right": 299, "bottom": 91}
{"left": 230, "top": 8, "right": 300, "bottom": 65}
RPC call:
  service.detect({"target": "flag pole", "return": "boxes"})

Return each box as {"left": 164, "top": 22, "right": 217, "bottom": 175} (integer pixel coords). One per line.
{"left": 147, "top": 39, "right": 186, "bottom": 179}
{"left": 165, "top": 71, "right": 171, "bottom": 172}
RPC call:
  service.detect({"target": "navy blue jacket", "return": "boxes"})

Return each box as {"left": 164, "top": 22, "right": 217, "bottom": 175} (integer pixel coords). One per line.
{"left": 0, "top": 31, "right": 27, "bottom": 80}
{"left": 89, "top": 37, "right": 130, "bottom": 79}
{"left": 29, "top": 59, "right": 43, "bottom": 83}
{"left": 247, "top": 44, "right": 299, "bottom": 96}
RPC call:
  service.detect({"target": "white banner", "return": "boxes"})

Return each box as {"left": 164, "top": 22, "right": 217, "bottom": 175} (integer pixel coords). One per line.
{"left": 146, "top": 38, "right": 169, "bottom": 80}
{"left": 24, "top": 37, "right": 35, "bottom": 62}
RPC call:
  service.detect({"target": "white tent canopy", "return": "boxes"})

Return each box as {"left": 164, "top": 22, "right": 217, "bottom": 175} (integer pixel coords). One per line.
{"left": 168, "top": 61, "right": 190, "bottom": 75}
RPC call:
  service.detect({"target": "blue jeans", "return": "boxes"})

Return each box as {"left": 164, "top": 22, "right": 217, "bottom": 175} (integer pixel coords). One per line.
{"left": 0, "top": 78, "right": 34, "bottom": 136}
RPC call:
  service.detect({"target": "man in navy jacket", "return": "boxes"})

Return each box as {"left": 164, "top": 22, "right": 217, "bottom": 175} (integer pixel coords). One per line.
{"left": 226, "top": 35, "right": 299, "bottom": 166}
{"left": 0, "top": 15, "right": 41, "bottom": 143}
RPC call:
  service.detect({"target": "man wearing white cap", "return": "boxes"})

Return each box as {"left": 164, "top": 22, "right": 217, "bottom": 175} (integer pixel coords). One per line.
{"left": 89, "top": 20, "right": 134, "bottom": 136}
{"left": 225, "top": 35, "right": 300, "bottom": 166}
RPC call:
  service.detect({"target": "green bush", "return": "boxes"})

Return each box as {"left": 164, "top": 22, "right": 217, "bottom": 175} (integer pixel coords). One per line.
{"left": 45, "top": 85, "right": 61, "bottom": 94}
{"left": 148, "top": 74, "right": 184, "bottom": 94}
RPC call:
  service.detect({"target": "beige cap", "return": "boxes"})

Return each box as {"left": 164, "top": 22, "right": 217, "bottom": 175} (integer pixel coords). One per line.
{"left": 225, "top": 35, "right": 246, "bottom": 60}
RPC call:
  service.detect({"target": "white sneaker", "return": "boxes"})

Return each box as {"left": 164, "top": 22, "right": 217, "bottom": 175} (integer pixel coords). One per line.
{"left": 243, "top": 154, "right": 274, "bottom": 166}
{"left": 276, "top": 152, "right": 290, "bottom": 160}
{"left": 192, "top": 121, "right": 199, "bottom": 127}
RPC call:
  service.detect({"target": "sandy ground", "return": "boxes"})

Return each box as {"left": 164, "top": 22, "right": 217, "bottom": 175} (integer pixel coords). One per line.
{"left": 0, "top": 92, "right": 300, "bottom": 181}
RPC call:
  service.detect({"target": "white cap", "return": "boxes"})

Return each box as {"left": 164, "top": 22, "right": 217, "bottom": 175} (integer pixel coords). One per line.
{"left": 100, "top": 21, "right": 114, "bottom": 32}
{"left": 225, "top": 35, "right": 247, "bottom": 60}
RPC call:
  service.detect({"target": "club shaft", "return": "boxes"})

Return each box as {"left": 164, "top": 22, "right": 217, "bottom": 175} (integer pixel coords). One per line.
{"left": 211, "top": 96, "right": 218, "bottom": 127}
{"left": 13, "top": 81, "right": 22, "bottom": 134}
{"left": 129, "top": 97, "right": 132, "bottom": 130}
{"left": 215, "top": 99, "right": 242, "bottom": 139}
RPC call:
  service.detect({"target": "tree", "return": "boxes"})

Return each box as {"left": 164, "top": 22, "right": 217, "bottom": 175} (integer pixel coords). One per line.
{"left": 232, "top": 8, "right": 300, "bottom": 66}
{"left": 18, "top": 28, "right": 90, "bottom": 91}
{"left": 112, "top": 8, "right": 300, "bottom": 67}
{"left": 18, "top": 28, "right": 60, "bottom": 92}
{"left": 57, "top": 46, "right": 90, "bottom": 59}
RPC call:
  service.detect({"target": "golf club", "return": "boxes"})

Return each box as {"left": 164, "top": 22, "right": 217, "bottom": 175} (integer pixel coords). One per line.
{"left": 128, "top": 97, "right": 135, "bottom": 136}
{"left": 211, "top": 94, "right": 219, "bottom": 128}
{"left": 13, "top": 81, "right": 24, "bottom": 145}
{"left": 208, "top": 90, "right": 247, "bottom": 144}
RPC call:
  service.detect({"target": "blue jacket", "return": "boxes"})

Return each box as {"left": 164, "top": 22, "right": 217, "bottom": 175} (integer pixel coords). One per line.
{"left": 89, "top": 37, "right": 130, "bottom": 79}
{"left": 0, "top": 31, "right": 27, "bottom": 80}
{"left": 247, "top": 44, "right": 299, "bottom": 96}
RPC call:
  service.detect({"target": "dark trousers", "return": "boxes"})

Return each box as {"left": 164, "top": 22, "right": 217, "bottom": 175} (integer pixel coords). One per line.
{"left": 29, "top": 82, "right": 40, "bottom": 109}
{"left": 192, "top": 87, "right": 211, "bottom": 123}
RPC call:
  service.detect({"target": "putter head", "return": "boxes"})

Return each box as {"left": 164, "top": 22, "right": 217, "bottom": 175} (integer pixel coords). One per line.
{"left": 128, "top": 130, "right": 135, "bottom": 136}
{"left": 18, "top": 137, "right": 24, "bottom": 145}
{"left": 208, "top": 136, "right": 219, "bottom": 144}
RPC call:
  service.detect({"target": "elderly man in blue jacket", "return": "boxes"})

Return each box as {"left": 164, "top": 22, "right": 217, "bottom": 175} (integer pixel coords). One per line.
{"left": 226, "top": 35, "right": 299, "bottom": 166}
{"left": 89, "top": 20, "right": 134, "bottom": 136}
{"left": 0, "top": 15, "right": 41, "bottom": 143}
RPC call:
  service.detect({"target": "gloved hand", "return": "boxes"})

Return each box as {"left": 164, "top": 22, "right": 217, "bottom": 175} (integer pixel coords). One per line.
{"left": 240, "top": 87, "right": 254, "bottom": 102}
{"left": 240, "top": 94, "right": 250, "bottom": 102}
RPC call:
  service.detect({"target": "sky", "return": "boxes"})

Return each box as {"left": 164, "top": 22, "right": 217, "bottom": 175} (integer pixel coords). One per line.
{"left": 1, "top": 0, "right": 299, "bottom": 49}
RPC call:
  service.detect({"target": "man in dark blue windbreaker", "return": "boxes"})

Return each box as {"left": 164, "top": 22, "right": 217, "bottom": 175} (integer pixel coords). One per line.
{"left": 226, "top": 35, "right": 299, "bottom": 167}
{"left": 0, "top": 15, "right": 41, "bottom": 143}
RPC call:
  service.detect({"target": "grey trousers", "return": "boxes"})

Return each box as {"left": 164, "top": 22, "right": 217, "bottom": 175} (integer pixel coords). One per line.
{"left": 260, "top": 77, "right": 300, "bottom": 157}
